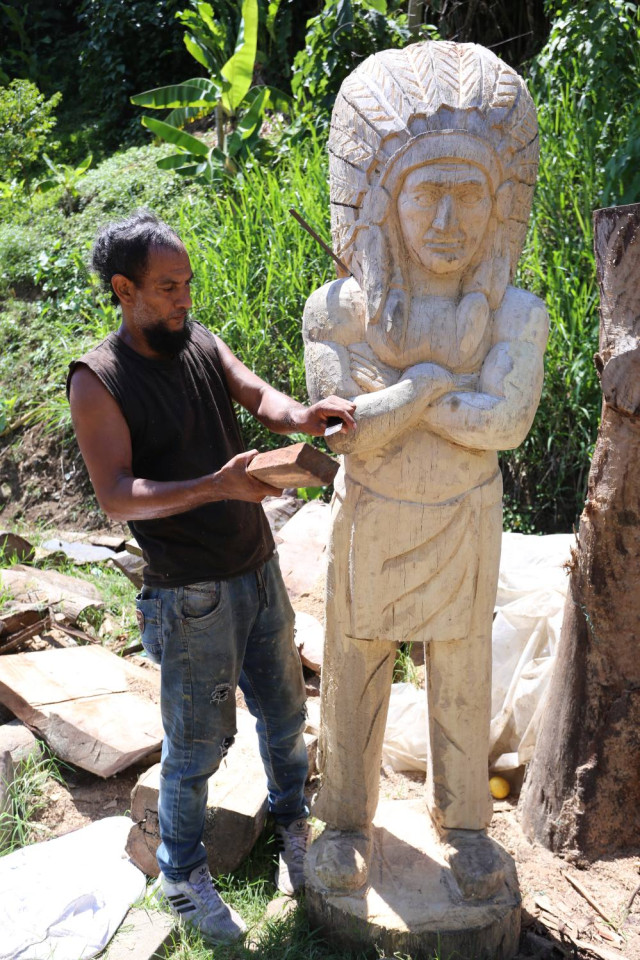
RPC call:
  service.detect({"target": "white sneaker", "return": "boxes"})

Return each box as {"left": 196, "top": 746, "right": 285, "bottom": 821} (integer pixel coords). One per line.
{"left": 275, "top": 818, "right": 310, "bottom": 896}
{"left": 155, "top": 863, "right": 247, "bottom": 943}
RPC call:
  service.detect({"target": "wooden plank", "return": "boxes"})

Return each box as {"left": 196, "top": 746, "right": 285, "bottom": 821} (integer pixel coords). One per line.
{"left": 247, "top": 442, "right": 339, "bottom": 488}
{"left": 127, "top": 709, "right": 268, "bottom": 877}
{"left": 0, "top": 646, "right": 162, "bottom": 777}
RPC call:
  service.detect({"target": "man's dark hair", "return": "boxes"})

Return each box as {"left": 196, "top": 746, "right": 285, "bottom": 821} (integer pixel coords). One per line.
{"left": 90, "top": 208, "right": 183, "bottom": 305}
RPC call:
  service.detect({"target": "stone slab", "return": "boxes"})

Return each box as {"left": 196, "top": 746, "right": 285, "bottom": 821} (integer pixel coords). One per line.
{"left": 261, "top": 495, "right": 303, "bottom": 535}
{"left": 248, "top": 442, "right": 339, "bottom": 488}
{"left": 0, "top": 719, "right": 41, "bottom": 765}
{"left": 276, "top": 501, "right": 331, "bottom": 600}
{"left": 304, "top": 731, "right": 318, "bottom": 775}
{"left": 127, "top": 709, "right": 268, "bottom": 877}
{"left": 104, "top": 907, "right": 176, "bottom": 960}
{"left": 305, "top": 800, "right": 520, "bottom": 960}
{"left": 0, "top": 646, "right": 162, "bottom": 777}
{"left": 294, "top": 611, "right": 324, "bottom": 673}
{"left": 0, "top": 532, "right": 34, "bottom": 563}
{"left": 41, "top": 538, "right": 117, "bottom": 565}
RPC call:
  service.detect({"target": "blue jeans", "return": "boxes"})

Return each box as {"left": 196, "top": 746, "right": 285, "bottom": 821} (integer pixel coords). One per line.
{"left": 135, "top": 555, "right": 308, "bottom": 882}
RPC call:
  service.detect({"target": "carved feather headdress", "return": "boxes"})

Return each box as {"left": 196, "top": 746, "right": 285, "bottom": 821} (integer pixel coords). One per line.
{"left": 329, "top": 41, "right": 539, "bottom": 320}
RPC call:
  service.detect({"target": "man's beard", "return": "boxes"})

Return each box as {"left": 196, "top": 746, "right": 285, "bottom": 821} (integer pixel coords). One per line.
{"left": 142, "top": 317, "right": 193, "bottom": 357}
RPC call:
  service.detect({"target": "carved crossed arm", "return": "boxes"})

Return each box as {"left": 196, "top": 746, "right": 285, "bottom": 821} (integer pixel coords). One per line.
{"left": 421, "top": 338, "right": 546, "bottom": 451}
{"left": 305, "top": 338, "right": 466, "bottom": 455}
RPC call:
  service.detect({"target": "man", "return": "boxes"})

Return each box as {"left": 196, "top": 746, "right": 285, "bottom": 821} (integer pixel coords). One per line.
{"left": 67, "top": 209, "right": 355, "bottom": 943}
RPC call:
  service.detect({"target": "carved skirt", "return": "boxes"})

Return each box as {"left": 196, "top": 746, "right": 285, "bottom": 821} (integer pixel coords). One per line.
{"left": 330, "top": 469, "right": 503, "bottom": 645}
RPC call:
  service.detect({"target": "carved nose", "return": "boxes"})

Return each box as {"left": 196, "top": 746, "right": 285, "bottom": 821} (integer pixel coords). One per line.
{"left": 432, "top": 194, "right": 454, "bottom": 231}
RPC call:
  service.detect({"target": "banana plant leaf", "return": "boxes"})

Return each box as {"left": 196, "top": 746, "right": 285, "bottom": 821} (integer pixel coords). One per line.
{"left": 131, "top": 78, "right": 220, "bottom": 109}
{"left": 220, "top": 0, "right": 258, "bottom": 114}
{"left": 184, "top": 32, "right": 218, "bottom": 73}
{"left": 141, "top": 116, "right": 210, "bottom": 156}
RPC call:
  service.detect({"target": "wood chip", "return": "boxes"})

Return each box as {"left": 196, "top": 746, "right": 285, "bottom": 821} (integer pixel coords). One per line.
{"left": 564, "top": 871, "right": 615, "bottom": 926}
{"left": 572, "top": 938, "right": 626, "bottom": 960}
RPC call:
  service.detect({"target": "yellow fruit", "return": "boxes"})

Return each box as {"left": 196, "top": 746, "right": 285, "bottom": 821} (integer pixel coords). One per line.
{"left": 489, "top": 776, "right": 510, "bottom": 800}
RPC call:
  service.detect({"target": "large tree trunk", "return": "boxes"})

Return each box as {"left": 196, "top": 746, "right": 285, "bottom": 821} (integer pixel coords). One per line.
{"left": 519, "top": 203, "right": 640, "bottom": 858}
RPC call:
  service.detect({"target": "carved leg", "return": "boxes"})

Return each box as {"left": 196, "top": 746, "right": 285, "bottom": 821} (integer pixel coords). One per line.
{"left": 425, "top": 496, "right": 503, "bottom": 898}
{"left": 312, "top": 556, "right": 395, "bottom": 888}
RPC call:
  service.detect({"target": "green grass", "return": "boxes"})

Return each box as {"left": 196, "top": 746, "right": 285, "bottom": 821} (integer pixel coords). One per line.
{"left": 0, "top": 746, "right": 66, "bottom": 855}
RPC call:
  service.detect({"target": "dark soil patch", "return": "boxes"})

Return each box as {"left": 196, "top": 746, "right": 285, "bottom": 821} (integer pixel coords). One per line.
{"left": 0, "top": 424, "right": 121, "bottom": 532}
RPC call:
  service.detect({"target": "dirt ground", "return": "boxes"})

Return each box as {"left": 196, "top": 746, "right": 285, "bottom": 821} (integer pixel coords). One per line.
{"left": 30, "top": 756, "right": 640, "bottom": 959}
{"left": 0, "top": 425, "right": 114, "bottom": 531}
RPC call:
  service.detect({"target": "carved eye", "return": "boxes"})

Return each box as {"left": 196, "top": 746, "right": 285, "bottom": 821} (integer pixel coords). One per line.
{"left": 457, "top": 185, "right": 487, "bottom": 205}
{"left": 411, "top": 185, "right": 440, "bottom": 206}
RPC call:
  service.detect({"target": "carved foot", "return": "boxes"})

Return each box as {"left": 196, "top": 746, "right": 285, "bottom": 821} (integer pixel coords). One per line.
{"left": 442, "top": 829, "right": 505, "bottom": 900}
{"left": 313, "top": 828, "right": 372, "bottom": 891}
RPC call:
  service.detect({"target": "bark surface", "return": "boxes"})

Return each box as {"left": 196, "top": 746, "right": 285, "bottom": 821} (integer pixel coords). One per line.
{"left": 519, "top": 203, "right": 640, "bottom": 857}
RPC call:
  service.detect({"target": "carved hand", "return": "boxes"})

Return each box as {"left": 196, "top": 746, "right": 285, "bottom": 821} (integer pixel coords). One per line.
{"left": 349, "top": 342, "right": 400, "bottom": 394}
{"left": 399, "top": 362, "right": 458, "bottom": 409}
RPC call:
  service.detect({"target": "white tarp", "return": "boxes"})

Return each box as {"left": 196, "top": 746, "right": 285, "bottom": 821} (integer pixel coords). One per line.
{"left": 382, "top": 532, "right": 575, "bottom": 773}
{"left": 0, "top": 816, "right": 147, "bottom": 960}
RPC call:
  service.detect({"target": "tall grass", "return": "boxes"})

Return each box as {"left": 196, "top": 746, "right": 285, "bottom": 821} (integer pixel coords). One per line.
{"left": 179, "top": 132, "right": 333, "bottom": 449}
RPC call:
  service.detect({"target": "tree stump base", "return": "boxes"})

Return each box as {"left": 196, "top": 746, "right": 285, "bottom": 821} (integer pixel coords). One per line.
{"left": 305, "top": 800, "right": 520, "bottom": 960}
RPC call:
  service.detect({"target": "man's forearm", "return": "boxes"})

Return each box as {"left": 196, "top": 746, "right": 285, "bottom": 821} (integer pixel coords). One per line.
{"left": 254, "top": 386, "right": 307, "bottom": 434}
{"left": 98, "top": 473, "right": 221, "bottom": 522}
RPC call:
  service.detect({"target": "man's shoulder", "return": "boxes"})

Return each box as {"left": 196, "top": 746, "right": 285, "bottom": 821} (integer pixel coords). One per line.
{"left": 73, "top": 332, "right": 119, "bottom": 366}
{"left": 67, "top": 333, "right": 121, "bottom": 398}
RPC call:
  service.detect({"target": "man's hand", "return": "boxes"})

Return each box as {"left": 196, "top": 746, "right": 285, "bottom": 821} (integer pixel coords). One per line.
{"left": 211, "top": 451, "right": 283, "bottom": 502}
{"left": 292, "top": 395, "right": 357, "bottom": 436}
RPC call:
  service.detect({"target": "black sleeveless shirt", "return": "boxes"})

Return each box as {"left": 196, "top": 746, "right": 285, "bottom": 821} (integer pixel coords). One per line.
{"left": 67, "top": 322, "right": 274, "bottom": 586}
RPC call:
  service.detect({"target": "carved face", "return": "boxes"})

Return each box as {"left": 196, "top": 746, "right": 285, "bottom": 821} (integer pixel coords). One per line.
{"left": 397, "top": 161, "right": 492, "bottom": 276}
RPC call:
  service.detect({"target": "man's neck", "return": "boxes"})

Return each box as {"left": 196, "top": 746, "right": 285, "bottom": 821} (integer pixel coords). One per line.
{"left": 117, "top": 318, "right": 165, "bottom": 360}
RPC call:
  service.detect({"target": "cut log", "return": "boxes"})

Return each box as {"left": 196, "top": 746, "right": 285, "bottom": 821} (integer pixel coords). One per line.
{"left": 0, "top": 720, "right": 41, "bottom": 766}
{"left": 126, "top": 709, "right": 268, "bottom": 877}
{"left": 125, "top": 539, "right": 143, "bottom": 557}
{"left": 519, "top": 203, "right": 640, "bottom": 857}
{"left": 0, "top": 751, "right": 14, "bottom": 851}
{"left": 89, "top": 533, "right": 127, "bottom": 551}
{"left": 0, "top": 605, "right": 48, "bottom": 638}
{"left": 247, "top": 443, "right": 339, "bottom": 488}
{"left": 0, "top": 566, "right": 103, "bottom": 622}
{"left": 0, "top": 646, "right": 162, "bottom": 777}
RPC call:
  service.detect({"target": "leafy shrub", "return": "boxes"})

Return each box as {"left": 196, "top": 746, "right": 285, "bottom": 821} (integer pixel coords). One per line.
{"left": 0, "top": 79, "right": 61, "bottom": 186}
{"left": 291, "top": 0, "right": 428, "bottom": 113}
{"left": 76, "top": 0, "right": 194, "bottom": 147}
{"left": 502, "top": 0, "right": 640, "bottom": 532}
